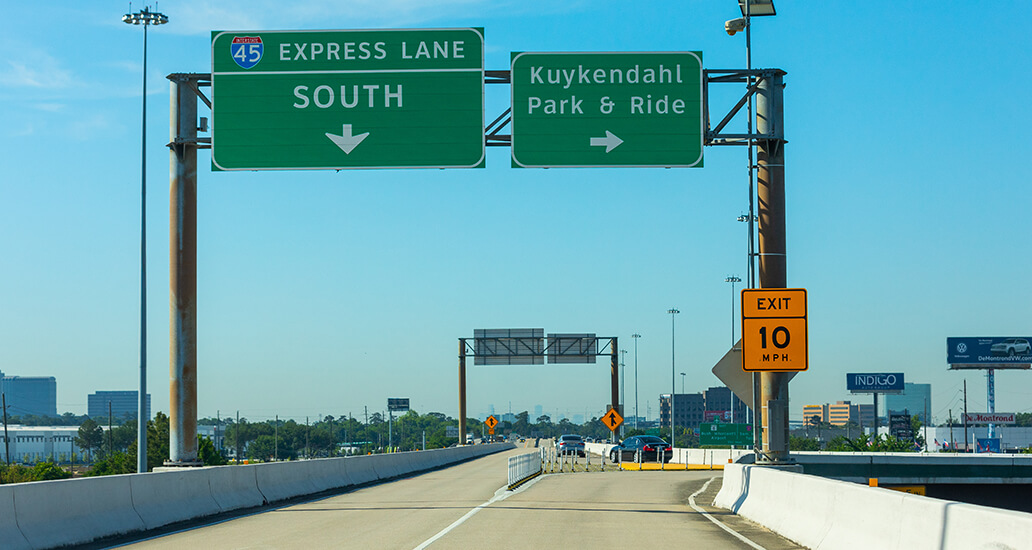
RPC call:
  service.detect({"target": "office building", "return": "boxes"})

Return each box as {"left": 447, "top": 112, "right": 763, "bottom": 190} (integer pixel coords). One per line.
{"left": 886, "top": 383, "right": 932, "bottom": 424}
{"left": 703, "top": 386, "right": 749, "bottom": 423}
{"left": 659, "top": 393, "right": 705, "bottom": 430}
{"left": 803, "top": 401, "right": 874, "bottom": 428}
{"left": 88, "top": 391, "right": 151, "bottom": 423}
{"left": 828, "top": 401, "right": 856, "bottom": 426}
{"left": 0, "top": 370, "right": 57, "bottom": 418}
{"left": 857, "top": 403, "right": 875, "bottom": 428}
{"left": 803, "top": 404, "right": 828, "bottom": 424}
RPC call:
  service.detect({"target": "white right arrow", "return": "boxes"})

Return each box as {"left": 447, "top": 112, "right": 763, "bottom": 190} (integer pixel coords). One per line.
{"left": 589, "top": 130, "right": 623, "bottom": 153}
{"left": 325, "top": 124, "right": 369, "bottom": 154}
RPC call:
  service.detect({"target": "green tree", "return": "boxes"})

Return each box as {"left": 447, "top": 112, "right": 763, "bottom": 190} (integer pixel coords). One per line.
{"left": 248, "top": 435, "right": 277, "bottom": 461}
{"left": 87, "top": 451, "right": 135, "bottom": 476}
{"left": 110, "top": 420, "right": 137, "bottom": 452}
{"left": 791, "top": 435, "right": 822, "bottom": 451}
{"left": 147, "top": 412, "right": 171, "bottom": 470}
{"left": 75, "top": 418, "right": 104, "bottom": 463}
{"left": 30, "top": 460, "right": 72, "bottom": 481}
{"left": 198, "top": 435, "right": 227, "bottom": 466}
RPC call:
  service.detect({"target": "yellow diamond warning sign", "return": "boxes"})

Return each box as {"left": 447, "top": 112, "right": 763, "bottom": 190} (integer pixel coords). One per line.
{"left": 601, "top": 408, "right": 624, "bottom": 431}
{"left": 485, "top": 415, "right": 499, "bottom": 429}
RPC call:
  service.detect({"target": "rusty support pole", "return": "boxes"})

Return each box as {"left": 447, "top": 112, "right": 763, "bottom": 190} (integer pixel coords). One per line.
{"left": 756, "top": 70, "right": 789, "bottom": 463}
{"left": 168, "top": 74, "right": 199, "bottom": 465}
{"left": 459, "top": 339, "right": 467, "bottom": 445}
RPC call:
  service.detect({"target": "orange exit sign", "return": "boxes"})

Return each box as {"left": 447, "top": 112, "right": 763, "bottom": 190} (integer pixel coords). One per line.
{"left": 741, "top": 288, "right": 808, "bottom": 372}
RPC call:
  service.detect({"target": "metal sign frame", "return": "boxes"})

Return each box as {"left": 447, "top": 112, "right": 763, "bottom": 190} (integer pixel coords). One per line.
{"left": 457, "top": 334, "right": 619, "bottom": 445}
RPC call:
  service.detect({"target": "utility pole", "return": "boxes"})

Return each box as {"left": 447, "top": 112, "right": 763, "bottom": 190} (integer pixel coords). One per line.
{"left": 236, "top": 410, "right": 241, "bottom": 463}
{"left": 619, "top": 349, "right": 627, "bottom": 437}
{"left": 963, "top": 380, "right": 968, "bottom": 452}
{"left": 2, "top": 393, "right": 10, "bottom": 468}
{"left": 274, "top": 415, "right": 278, "bottom": 461}
{"left": 108, "top": 402, "right": 113, "bottom": 459}
{"left": 949, "top": 409, "right": 955, "bottom": 450}
{"left": 924, "top": 397, "right": 929, "bottom": 452}
{"left": 632, "top": 333, "right": 641, "bottom": 431}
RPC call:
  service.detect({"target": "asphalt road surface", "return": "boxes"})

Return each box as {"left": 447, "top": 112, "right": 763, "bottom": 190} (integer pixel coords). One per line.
{"left": 106, "top": 447, "right": 804, "bottom": 549}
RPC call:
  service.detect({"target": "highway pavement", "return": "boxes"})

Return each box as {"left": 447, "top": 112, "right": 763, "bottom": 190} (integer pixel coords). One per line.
{"left": 106, "top": 447, "right": 804, "bottom": 549}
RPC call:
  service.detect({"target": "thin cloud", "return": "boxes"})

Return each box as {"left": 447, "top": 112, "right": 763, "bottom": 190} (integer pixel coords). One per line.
{"left": 0, "top": 58, "right": 74, "bottom": 89}
{"left": 32, "top": 103, "right": 66, "bottom": 113}
{"left": 162, "top": 0, "right": 585, "bottom": 35}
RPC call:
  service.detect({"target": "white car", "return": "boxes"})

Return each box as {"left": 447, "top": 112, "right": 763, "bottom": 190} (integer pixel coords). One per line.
{"left": 990, "top": 338, "right": 1031, "bottom": 357}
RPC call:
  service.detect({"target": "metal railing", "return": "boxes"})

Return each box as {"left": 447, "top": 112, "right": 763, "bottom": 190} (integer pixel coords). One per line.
{"left": 507, "top": 451, "right": 542, "bottom": 490}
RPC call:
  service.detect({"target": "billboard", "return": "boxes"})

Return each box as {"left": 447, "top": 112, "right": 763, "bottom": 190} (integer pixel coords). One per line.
{"left": 976, "top": 438, "right": 1001, "bottom": 453}
{"left": 473, "top": 329, "right": 545, "bottom": 365}
{"left": 889, "top": 413, "right": 913, "bottom": 439}
{"left": 964, "top": 413, "right": 1016, "bottom": 424}
{"left": 947, "top": 337, "right": 1032, "bottom": 368}
{"left": 387, "top": 398, "right": 409, "bottom": 412}
{"left": 704, "top": 410, "right": 732, "bottom": 423}
{"left": 546, "top": 333, "right": 597, "bottom": 364}
{"left": 846, "top": 372, "right": 904, "bottom": 393}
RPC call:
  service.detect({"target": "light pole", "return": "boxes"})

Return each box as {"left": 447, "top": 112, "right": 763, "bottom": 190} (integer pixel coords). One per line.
{"left": 122, "top": 5, "right": 168, "bottom": 474}
{"left": 725, "top": 275, "right": 742, "bottom": 426}
{"left": 668, "top": 308, "right": 679, "bottom": 447}
{"left": 619, "top": 349, "right": 627, "bottom": 436}
{"left": 727, "top": 0, "right": 782, "bottom": 463}
{"left": 725, "top": 276, "right": 742, "bottom": 347}
{"left": 632, "top": 333, "right": 641, "bottom": 430}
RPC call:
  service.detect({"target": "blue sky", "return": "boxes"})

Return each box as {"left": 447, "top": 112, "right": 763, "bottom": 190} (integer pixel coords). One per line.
{"left": 1, "top": 1, "right": 1030, "bottom": 426}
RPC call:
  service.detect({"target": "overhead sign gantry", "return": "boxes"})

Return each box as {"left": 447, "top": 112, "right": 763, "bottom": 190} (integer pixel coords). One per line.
{"left": 457, "top": 330, "right": 620, "bottom": 445}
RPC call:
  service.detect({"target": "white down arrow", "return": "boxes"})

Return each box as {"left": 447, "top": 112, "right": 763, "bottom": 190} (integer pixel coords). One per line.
{"left": 325, "top": 124, "right": 370, "bottom": 154}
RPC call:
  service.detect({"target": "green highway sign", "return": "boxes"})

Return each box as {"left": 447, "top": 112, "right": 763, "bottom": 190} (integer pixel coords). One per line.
{"left": 211, "top": 28, "right": 485, "bottom": 170}
{"left": 700, "top": 422, "right": 752, "bottom": 446}
{"left": 510, "top": 51, "right": 703, "bottom": 168}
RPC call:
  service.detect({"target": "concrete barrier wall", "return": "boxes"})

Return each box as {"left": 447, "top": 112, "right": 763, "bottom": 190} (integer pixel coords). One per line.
{"left": 0, "top": 484, "right": 32, "bottom": 550}
{"left": 344, "top": 454, "right": 380, "bottom": 485}
{"left": 0, "top": 443, "right": 514, "bottom": 549}
{"left": 715, "top": 464, "right": 1032, "bottom": 550}
{"left": 207, "top": 464, "right": 265, "bottom": 511}
{"left": 12, "top": 474, "right": 145, "bottom": 549}
{"left": 130, "top": 468, "right": 222, "bottom": 530}
{"left": 255, "top": 459, "right": 329, "bottom": 502}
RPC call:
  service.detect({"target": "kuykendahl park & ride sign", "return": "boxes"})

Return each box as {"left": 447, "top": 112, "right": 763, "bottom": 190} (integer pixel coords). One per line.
{"left": 510, "top": 51, "right": 703, "bottom": 168}
{"left": 211, "top": 28, "right": 485, "bottom": 170}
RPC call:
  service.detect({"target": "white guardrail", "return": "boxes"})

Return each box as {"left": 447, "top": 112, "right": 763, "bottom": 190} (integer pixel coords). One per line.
{"left": 0, "top": 443, "right": 514, "bottom": 550}
{"left": 507, "top": 450, "right": 543, "bottom": 489}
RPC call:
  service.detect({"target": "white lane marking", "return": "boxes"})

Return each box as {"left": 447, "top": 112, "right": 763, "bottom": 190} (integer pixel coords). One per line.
{"left": 413, "top": 475, "right": 544, "bottom": 550}
{"left": 688, "top": 476, "right": 767, "bottom": 550}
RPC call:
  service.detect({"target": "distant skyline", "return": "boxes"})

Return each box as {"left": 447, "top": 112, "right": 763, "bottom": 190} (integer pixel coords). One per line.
{"left": 1, "top": 2, "right": 1030, "bottom": 426}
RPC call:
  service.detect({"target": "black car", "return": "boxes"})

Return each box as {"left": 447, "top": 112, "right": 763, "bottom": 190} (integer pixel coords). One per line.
{"left": 609, "top": 436, "right": 673, "bottom": 462}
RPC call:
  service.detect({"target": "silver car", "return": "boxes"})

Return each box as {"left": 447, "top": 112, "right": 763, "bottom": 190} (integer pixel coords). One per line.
{"left": 555, "top": 434, "right": 585, "bottom": 457}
